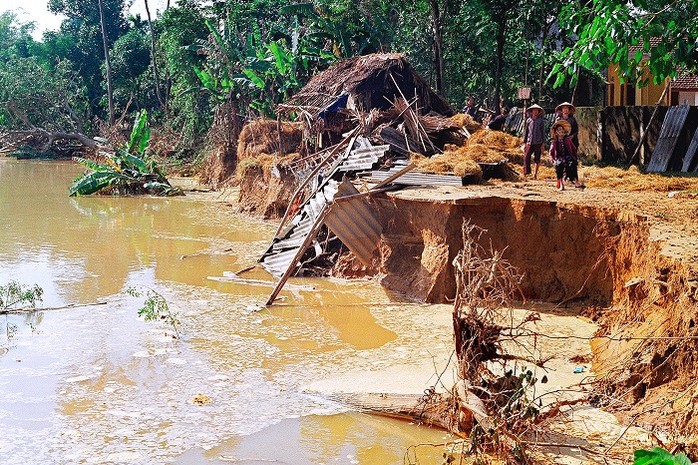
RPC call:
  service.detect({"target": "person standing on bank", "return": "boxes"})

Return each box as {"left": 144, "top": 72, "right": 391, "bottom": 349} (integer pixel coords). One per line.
{"left": 555, "top": 101, "right": 578, "bottom": 148}
{"left": 523, "top": 104, "right": 546, "bottom": 179}
{"left": 549, "top": 120, "right": 584, "bottom": 190}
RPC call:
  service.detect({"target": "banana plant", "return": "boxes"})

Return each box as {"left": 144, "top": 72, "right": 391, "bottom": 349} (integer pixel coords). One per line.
{"left": 69, "top": 110, "right": 179, "bottom": 196}
{"left": 185, "top": 7, "right": 338, "bottom": 118}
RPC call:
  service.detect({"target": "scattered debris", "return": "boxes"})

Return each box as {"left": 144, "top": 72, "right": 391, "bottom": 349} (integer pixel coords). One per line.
{"left": 192, "top": 394, "right": 211, "bottom": 406}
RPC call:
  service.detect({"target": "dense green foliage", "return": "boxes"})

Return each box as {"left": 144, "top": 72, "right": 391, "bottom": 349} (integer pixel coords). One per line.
{"left": 0, "top": 0, "right": 695, "bottom": 162}
{"left": 552, "top": 0, "right": 698, "bottom": 87}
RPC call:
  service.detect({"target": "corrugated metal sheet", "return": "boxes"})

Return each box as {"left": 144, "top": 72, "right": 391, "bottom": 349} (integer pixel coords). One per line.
{"left": 338, "top": 138, "right": 389, "bottom": 171}
{"left": 324, "top": 180, "right": 383, "bottom": 265}
{"left": 681, "top": 127, "right": 698, "bottom": 172}
{"left": 367, "top": 167, "right": 464, "bottom": 186}
{"left": 647, "top": 104, "right": 690, "bottom": 172}
{"left": 260, "top": 179, "right": 340, "bottom": 276}
{"left": 260, "top": 137, "right": 392, "bottom": 277}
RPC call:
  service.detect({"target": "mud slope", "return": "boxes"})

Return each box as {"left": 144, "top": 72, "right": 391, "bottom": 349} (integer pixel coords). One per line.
{"left": 334, "top": 184, "right": 698, "bottom": 442}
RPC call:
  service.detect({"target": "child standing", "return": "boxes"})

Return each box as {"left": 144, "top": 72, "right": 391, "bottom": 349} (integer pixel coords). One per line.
{"left": 555, "top": 101, "right": 579, "bottom": 149}
{"left": 522, "top": 104, "right": 546, "bottom": 179}
{"left": 549, "top": 120, "right": 583, "bottom": 191}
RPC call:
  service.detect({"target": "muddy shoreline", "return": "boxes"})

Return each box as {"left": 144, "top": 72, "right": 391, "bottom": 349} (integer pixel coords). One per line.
{"left": 223, "top": 169, "right": 698, "bottom": 457}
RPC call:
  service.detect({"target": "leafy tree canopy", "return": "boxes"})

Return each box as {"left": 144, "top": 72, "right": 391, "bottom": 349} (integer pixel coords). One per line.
{"left": 553, "top": 0, "right": 698, "bottom": 87}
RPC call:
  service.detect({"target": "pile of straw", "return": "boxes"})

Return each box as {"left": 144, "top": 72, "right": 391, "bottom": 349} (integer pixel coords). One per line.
{"left": 468, "top": 129, "right": 522, "bottom": 150}
{"left": 449, "top": 113, "right": 483, "bottom": 134}
{"left": 446, "top": 144, "right": 507, "bottom": 164}
{"left": 583, "top": 165, "right": 698, "bottom": 192}
{"left": 237, "top": 119, "right": 303, "bottom": 161}
{"left": 410, "top": 152, "right": 483, "bottom": 182}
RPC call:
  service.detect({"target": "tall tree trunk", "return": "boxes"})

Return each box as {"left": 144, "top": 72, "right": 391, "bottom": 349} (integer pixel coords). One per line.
{"left": 493, "top": 17, "right": 506, "bottom": 113}
{"left": 98, "top": 0, "right": 115, "bottom": 125}
{"left": 144, "top": 0, "right": 165, "bottom": 110}
{"left": 538, "top": 20, "right": 551, "bottom": 102}
{"left": 429, "top": 0, "right": 446, "bottom": 95}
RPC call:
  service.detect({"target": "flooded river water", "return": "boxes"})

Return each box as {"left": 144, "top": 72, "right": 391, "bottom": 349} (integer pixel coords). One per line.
{"left": 0, "top": 159, "right": 455, "bottom": 465}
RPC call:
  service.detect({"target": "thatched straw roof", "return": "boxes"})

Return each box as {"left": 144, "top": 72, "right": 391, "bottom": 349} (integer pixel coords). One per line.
{"left": 277, "top": 53, "right": 453, "bottom": 118}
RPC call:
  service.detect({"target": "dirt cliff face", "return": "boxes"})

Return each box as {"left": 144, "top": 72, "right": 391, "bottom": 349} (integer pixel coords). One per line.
{"left": 332, "top": 188, "right": 698, "bottom": 441}
{"left": 355, "top": 193, "right": 630, "bottom": 305}
{"left": 238, "top": 164, "right": 299, "bottom": 219}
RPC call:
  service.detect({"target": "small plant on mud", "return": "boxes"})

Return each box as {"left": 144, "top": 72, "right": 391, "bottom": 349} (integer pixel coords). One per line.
{"left": 0, "top": 281, "right": 43, "bottom": 310}
{"left": 634, "top": 447, "right": 691, "bottom": 465}
{"left": 127, "top": 287, "right": 181, "bottom": 338}
{"left": 1, "top": 281, "right": 44, "bottom": 356}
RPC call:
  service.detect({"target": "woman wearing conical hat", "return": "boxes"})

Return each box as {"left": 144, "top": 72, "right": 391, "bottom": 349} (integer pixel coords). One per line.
{"left": 555, "top": 101, "right": 578, "bottom": 149}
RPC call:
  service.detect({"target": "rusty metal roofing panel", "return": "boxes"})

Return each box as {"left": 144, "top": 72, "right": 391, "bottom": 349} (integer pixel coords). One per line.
{"left": 367, "top": 168, "right": 464, "bottom": 186}
{"left": 648, "top": 104, "right": 691, "bottom": 172}
{"left": 324, "top": 180, "right": 383, "bottom": 265}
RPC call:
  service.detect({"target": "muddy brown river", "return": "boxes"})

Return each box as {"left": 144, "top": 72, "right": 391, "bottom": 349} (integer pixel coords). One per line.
{"left": 0, "top": 159, "right": 455, "bottom": 465}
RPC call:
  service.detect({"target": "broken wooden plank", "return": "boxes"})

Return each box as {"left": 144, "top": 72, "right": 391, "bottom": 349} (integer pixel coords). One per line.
{"left": 371, "top": 163, "right": 416, "bottom": 189}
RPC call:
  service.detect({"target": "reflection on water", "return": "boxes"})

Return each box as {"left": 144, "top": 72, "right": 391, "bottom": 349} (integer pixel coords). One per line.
{"left": 0, "top": 159, "right": 454, "bottom": 464}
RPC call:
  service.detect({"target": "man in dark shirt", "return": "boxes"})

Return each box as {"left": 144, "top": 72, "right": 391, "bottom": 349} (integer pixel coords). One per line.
{"left": 523, "top": 104, "right": 546, "bottom": 179}
{"left": 463, "top": 96, "right": 480, "bottom": 122}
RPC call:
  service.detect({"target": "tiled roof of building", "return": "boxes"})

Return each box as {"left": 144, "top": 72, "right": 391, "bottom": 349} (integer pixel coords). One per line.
{"left": 628, "top": 37, "right": 663, "bottom": 54}
{"left": 673, "top": 73, "right": 698, "bottom": 90}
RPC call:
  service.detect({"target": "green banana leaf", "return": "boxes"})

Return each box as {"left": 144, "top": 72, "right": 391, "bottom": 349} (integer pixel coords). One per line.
{"left": 127, "top": 110, "right": 150, "bottom": 155}
{"left": 116, "top": 149, "right": 150, "bottom": 174}
{"left": 69, "top": 171, "right": 125, "bottom": 196}
{"left": 73, "top": 156, "right": 114, "bottom": 172}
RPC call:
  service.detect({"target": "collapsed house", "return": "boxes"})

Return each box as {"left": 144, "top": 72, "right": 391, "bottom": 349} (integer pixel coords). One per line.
{"left": 233, "top": 53, "right": 521, "bottom": 303}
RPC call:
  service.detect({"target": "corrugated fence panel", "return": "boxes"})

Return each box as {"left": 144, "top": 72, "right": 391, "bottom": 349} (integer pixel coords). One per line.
{"left": 682, "top": 127, "right": 698, "bottom": 172}
{"left": 368, "top": 167, "right": 464, "bottom": 186}
{"left": 647, "top": 104, "right": 690, "bottom": 172}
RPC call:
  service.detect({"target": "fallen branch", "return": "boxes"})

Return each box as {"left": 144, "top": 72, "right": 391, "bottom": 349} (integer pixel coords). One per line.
{"left": 0, "top": 128, "right": 102, "bottom": 156}
{"left": 1, "top": 300, "right": 108, "bottom": 314}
